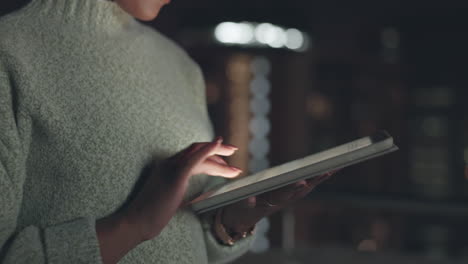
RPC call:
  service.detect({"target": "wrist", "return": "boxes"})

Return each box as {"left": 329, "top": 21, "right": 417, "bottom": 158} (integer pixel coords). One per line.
{"left": 120, "top": 207, "right": 154, "bottom": 243}
{"left": 98, "top": 212, "right": 142, "bottom": 244}
{"left": 221, "top": 207, "right": 257, "bottom": 234}
{"left": 96, "top": 213, "right": 143, "bottom": 264}
{"left": 212, "top": 208, "right": 255, "bottom": 246}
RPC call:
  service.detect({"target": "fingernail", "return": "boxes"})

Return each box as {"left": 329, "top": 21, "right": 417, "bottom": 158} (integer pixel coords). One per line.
{"left": 297, "top": 180, "right": 307, "bottom": 186}
{"left": 215, "top": 136, "right": 223, "bottom": 143}
{"left": 224, "top": 144, "right": 238, "bottom": 150}
{"left": 231, "top": 166, "right": 243, "bottom": 172}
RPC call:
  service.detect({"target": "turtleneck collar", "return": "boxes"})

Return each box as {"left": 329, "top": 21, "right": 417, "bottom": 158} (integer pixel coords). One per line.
{"left": 20, "top": 0, "right": 136, "bottom": 33}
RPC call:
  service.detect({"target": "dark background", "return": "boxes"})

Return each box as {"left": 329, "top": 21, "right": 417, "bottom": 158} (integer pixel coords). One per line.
{"left": 2, "top": 0, "right": 468, "bottom": 263}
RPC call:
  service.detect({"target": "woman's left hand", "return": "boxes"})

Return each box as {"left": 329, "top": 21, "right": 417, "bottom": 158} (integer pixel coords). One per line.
{"left": 219, "top": 170, "right": 338, "bottom": 235}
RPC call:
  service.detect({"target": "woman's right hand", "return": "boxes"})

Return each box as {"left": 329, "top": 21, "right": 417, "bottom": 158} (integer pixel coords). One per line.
{"left": 123, "top": 136, "right": 241, "bottom": 242}
{"left": 96, "top": 137, "right": 241, "bottom": 264}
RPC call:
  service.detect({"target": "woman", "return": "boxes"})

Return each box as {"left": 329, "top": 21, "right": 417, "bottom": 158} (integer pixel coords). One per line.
{"left": 0, "top": 0, "right": 334, "bottom": 263}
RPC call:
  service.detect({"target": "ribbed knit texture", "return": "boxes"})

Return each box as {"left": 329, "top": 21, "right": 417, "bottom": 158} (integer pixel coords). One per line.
{"left": 0, "top": 0, "right": 254, "bottom": 263}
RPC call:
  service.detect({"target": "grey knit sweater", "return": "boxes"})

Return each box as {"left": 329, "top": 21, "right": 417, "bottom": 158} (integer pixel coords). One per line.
{"left": 0, "top": 0, "right": 253, "bottom": 263}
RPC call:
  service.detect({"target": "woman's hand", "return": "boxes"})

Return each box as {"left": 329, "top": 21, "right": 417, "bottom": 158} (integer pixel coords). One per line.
{"left": 96, "top": 137, "right": 241, "bottom": 264}
{"left": 125, "top": 137, "right": 242, "bottom": 241}
{"left": 219, "top": 170, "right": 337, "bottom": 237}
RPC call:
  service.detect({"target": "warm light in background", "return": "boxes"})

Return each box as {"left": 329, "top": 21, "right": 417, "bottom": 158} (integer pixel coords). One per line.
{"left": 306, "top": 92, "right": 333, "bottom": 121}
{"left": 214, "top": 21, "right": 310, "bottom": 51}
{"left": 214, "top": 22, "right": 255, "bottom": 44}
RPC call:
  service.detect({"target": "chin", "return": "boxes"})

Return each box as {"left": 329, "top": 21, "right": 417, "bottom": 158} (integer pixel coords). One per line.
{"left": 116, "top": 0, "right": 164, "bottom": 21}
{"left": 136, "top": 9, "right": 161, "bottom": 21}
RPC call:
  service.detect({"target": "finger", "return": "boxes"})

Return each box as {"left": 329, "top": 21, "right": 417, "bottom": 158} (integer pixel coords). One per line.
{"left": 177, "top": 136, "right": 223, "bottom": 161}
{"left": 195, "top": 159, "right": 242, "bottom": 178}
{"left": 258, "top": 186, "right": 299, "bottom": 206}
{"left": 256, "top": 178, "right": 316, "bottom": 207}
{"left": 182, "top": 140, "right": 232, "bottom": 178}
{"left": 305, "top": 173, "right": 333, "bottom": 188}
{"left": 266, "top": 180, "right": 307, "bottom": 197}
{"left": 323, "top": 169, "right": 339, "bottom": 177}
{"left": 284, "top": 174, "right": 334, "bottom": 202}
{"left": 292, "top": 181, "right": 319, "bottom": 198}
{"left": 316, "top": 173, "right": 333, "bottom": 184}
{"left": 184, "top": 141, "right": 220, "bottom": 170}
{"left": 207, "top": 155, "right": 228, "bottom": 166}
{"left": 179, "top": 142, "right": 237, "bottom": 162}
{"left": 179, "top": 142, "right": 206, "bottom": 160}
{"left": 211, "top": 145, "right": 238, "bottom": 157}
{"left": 305, "top": 174, "right": 327, "bottom": 186}
{"left": 178, "top": 140, "right": 219, "bottom": 161}
{"left": 248, "top": 173, "right": 336, "bottom": 214}
{"left": 223, "top": 143, "right": 239, "bottom": 151}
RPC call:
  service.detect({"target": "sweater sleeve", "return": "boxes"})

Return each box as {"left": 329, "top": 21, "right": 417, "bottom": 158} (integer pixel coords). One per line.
{"left": 189, "top": 64, "right": 256, "bottom": 264}
{"left": 0, "top": 71, "right": 103, "bottom": 264}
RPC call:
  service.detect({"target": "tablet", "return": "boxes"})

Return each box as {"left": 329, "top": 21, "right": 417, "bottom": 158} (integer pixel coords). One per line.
{"left": 190, "top": 130, "right": 398, "bottom": 214}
